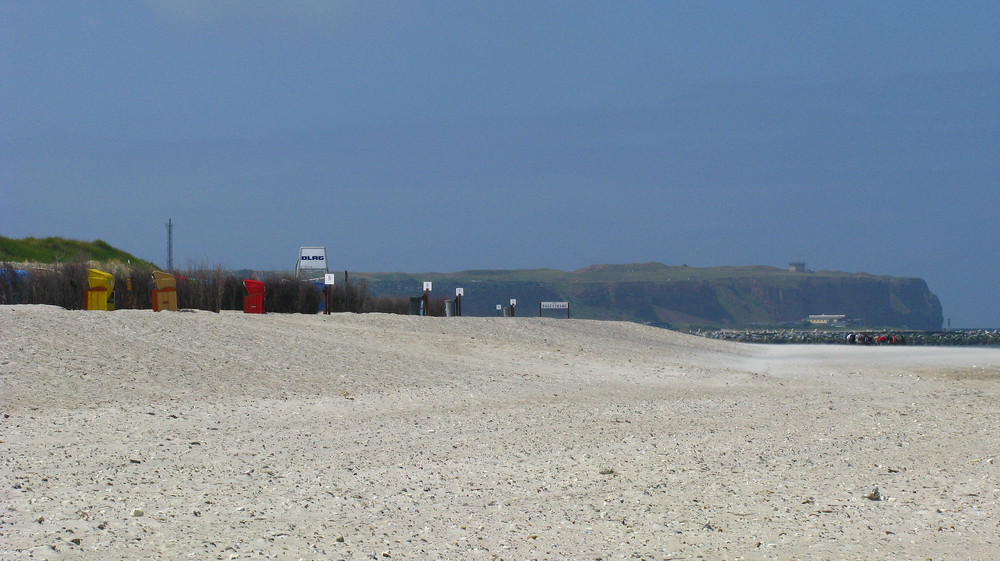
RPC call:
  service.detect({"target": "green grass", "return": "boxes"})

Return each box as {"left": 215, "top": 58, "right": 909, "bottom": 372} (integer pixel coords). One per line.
{"left": 0, "top": 236, "right": 157, "bottom": 269}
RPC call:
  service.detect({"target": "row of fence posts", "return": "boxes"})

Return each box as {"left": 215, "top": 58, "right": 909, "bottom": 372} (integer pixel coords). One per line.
{"left": 401, "top": 287, "right": 569, "bottom": 319}
{"left": 407, "top": 283, "right": 465, "bottom": 317}
{"left": 497, "top": 299, "right": 517, "bottom": 317}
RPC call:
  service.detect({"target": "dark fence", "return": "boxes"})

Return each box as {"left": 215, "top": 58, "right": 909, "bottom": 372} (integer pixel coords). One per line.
{"left": 1, "top": 262, "right": 455, "bottom": 316}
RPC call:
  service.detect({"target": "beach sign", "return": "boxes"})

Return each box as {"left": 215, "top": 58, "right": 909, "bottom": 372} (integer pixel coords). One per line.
{"left": 540, "top": 301, "right": 570, "bottom": 318}
{"left": 296, "top": 246, "right": 328, "bottom": 277}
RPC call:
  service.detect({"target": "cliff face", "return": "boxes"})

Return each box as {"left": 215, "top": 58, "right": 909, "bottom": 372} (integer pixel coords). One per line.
{"left": 558, "top": 277, "right": 941, "bottom": 329}
{"left": 733, "top": 276, "right": 943, "bottom": 329}
{"left": 361, "top": 264, "right": 944, "bottom": 329}
{"left": 566, "top": 281, "right": 732, "bottom": 324}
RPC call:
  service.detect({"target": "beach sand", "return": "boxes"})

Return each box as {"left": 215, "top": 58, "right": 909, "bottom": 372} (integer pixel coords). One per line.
{"left": 2, "top": 305, "right": 998, "bottom": 560}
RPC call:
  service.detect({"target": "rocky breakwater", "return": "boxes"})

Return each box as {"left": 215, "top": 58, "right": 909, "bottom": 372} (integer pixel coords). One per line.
{"left": 696, "top": 329, "right": 1000, "bottom": 346}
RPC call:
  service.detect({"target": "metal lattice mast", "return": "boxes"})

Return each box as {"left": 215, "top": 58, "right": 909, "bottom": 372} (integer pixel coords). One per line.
{"left": 166, "top": 218, "right": 173, "bottom": 271}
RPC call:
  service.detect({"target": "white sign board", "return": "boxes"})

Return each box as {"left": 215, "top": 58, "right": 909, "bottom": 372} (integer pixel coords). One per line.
{"left": 423, "top": 282, "right": 433, "bottom": 291}
{"left": 324, "top": 274, "right": 336, "bottom": 285}
{"left": 456, "top": 288, "right": 464, "bottom": 296}
{"left": 297, "top": 247, "right": 328, "bottom": 273}
{"left": 510, "top": 299, "right": 517, "bottom": 306}
{"left": 540, "top": 302, "right": 569, "bottom": 309}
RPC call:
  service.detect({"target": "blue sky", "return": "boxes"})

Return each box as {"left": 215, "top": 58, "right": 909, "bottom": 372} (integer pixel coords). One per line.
{"left": 3, "top": 1, "right": 998, "bottom": 327}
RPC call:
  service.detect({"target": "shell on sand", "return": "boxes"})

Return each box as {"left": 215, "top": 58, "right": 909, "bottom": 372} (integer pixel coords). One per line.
{"left": 2, "top": 305, "right": 998, "bottom": 559}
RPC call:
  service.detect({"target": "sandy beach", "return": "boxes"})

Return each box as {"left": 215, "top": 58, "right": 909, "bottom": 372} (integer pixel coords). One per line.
{"left": 2, "top": 305, "right": 998, "bottom": 560}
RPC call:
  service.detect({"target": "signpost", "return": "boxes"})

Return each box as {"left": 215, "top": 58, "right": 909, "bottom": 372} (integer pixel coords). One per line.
{"left": 540, "top": 301, "right": 570, "bottom": 318}
{"left": 421, "top": 282, "right": 432, "bottom": 316}
{"left": 323, "top": 274, "right": 335, "bottom": 315}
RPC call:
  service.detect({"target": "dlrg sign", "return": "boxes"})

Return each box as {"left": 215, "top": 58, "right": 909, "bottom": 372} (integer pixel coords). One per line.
{"left": 296, "top": 246, "right": 328, "bottom": 278}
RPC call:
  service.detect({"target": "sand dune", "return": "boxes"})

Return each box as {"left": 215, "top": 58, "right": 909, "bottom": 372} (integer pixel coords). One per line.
{"left": 2, "top": 305, "right": 998, "bottom": 560}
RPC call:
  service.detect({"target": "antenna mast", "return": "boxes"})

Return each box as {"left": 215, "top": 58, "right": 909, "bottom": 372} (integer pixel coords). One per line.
{"left": 166, "top": 219, "right": 174, "bottom": 271}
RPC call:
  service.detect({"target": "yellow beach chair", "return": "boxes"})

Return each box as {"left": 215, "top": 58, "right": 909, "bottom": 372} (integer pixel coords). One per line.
{"left": 152, "top": 271, "right": 178, "bottom": 311}
{"left": 84, "top": 269, "right": 115, "bottom": 311}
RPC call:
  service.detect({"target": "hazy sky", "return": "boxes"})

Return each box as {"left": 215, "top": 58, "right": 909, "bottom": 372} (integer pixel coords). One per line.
{"left": 3, "top": 1, "right": 998, "bottom": 327}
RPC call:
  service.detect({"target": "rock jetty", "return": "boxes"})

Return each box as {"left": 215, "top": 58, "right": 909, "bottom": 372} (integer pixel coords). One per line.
{"left": 694, "top": 329, "right": 1000, "bottom": 346}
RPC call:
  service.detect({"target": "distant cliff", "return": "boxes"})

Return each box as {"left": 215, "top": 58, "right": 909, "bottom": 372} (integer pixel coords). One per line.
{"left": 357, "top": 263, "right": 944, "bottom": 330}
